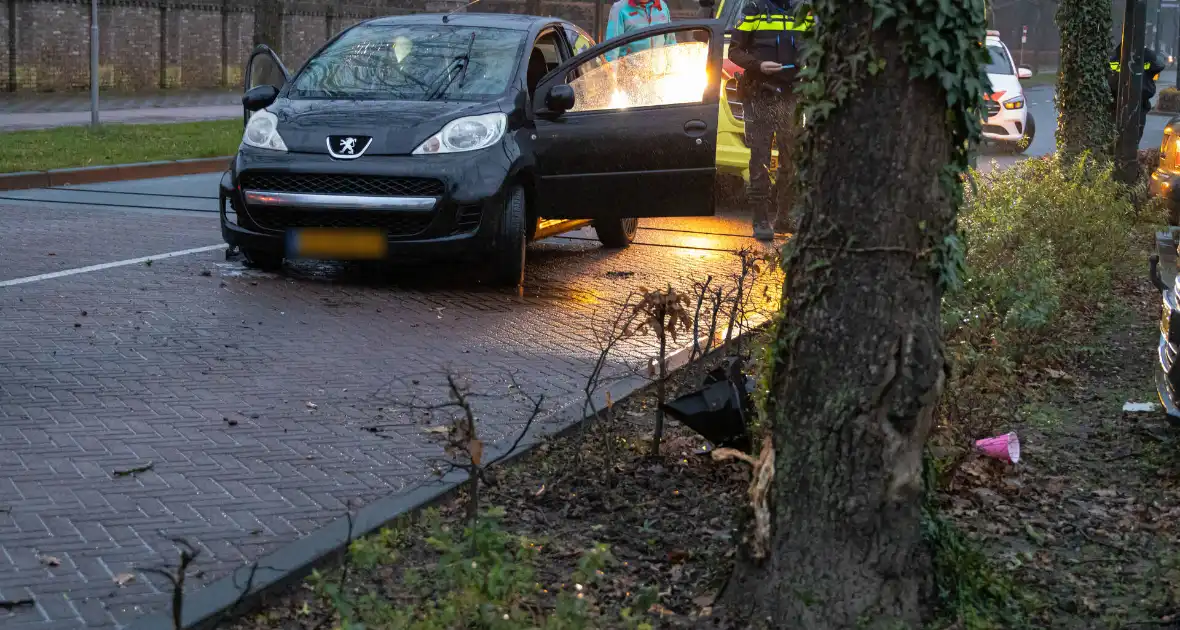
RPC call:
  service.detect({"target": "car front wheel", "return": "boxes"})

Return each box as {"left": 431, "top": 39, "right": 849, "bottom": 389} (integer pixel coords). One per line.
{"left": 492, "top": 185, "right": 528, "bottom": 287}
{"left": 241, "top": 248, "right": 284, "bottom": 271}
{"left": 1014, "top": 113, "right": 1035, "bottom": 154}
{"left": 593, "top": 218, "right": 639, "bottom": 249}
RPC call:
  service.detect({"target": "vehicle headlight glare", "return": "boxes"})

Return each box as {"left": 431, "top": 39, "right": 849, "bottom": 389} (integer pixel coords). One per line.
{"left": 1003, "top": 98, "right": 1024, "bottom": 110}
{"left": 414, "top": 113, "right": 507, "bottom": 155}
{"left": 242, "top": 110, "right": 288, "bottom": 151}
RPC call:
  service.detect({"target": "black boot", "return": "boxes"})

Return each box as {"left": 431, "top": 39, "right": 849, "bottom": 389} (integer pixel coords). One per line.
{"left": 752, "top": 208, "right": 773, "bottom": 241}
{"left": 772, "top": 211, "right": 795, "bottom": 234}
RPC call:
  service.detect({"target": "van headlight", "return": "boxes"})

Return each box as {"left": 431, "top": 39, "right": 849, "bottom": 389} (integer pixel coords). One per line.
{"left": 413, "top": 113, "right": 507, "bottom": 155}
{"left": 241, "top": 110, "right": 288, "bottom": 151}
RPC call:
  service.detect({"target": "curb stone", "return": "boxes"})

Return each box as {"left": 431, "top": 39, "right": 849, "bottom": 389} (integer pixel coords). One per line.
{"left": 0, "top": 156, "right": 233, "bottom": 191}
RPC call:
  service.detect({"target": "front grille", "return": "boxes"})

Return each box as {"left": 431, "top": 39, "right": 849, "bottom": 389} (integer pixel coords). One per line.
{"left": 240, "top": 173, "right": 445, "bottom": 197}
{"left": 982, "top": 124, "right": 1008, "bottom": 135}
{"left": 985, "top": 101, "right": 1001, "bottom": 118}
{"left": 247, "top": 207, "right": 432, "bottom": 236}
{"left": 725, "top": 80, "right": 744, "bottom": 122}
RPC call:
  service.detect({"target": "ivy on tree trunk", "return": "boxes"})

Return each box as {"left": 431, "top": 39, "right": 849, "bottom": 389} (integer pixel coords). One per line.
{"left": 1056, "top": 0, "right": 1114, "bottom": 160}
{"left": 719, "top": 0, "right": 986, "bottom": 627}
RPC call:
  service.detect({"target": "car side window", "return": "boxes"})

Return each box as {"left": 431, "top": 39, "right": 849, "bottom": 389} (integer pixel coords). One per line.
{"left": 559, "top": 26, "right": 712, "bottom": 113}
{"left": 527, "top": 30, "right": 566, "bottom": 96}
{"left": 563, "top": 26, "right": 594, "bottom": 56}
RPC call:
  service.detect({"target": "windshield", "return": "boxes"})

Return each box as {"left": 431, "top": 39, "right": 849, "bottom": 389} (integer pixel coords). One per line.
{"left": 289, "top": 24, "right": 526, "bottom": 101}
{"left": 986, "top": 44, "right": 1013, "bottom": 75}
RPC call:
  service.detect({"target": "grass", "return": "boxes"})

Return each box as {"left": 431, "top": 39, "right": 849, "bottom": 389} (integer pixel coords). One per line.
{"left": 0, "top": 119, "right": 241, "bottom": 172}
{"left": 1020, "top": 72, "right": 1058, "bottom": 88}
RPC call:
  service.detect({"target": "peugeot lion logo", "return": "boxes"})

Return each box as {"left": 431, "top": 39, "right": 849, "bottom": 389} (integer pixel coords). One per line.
{"left": 326, "top": 135, "right": 372, "bottom": 160}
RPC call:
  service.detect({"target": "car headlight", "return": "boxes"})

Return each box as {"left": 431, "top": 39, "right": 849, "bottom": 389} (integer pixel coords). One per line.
{"left": 413, "top": 113, "right": 507, "bottom": 155}
{"left": 1003, "top": 98, "right": 1025, "bottom": 110}
{"left": 241, "top": 110, "right": 288, "bottom": 151}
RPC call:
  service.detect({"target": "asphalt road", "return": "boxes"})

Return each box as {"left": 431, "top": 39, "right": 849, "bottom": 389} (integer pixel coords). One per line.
{"left": 0, "top": 176, "right": 776, "bottom": 629}
{"left": 978, "top": 84, "right": 1171, "bottom": 171}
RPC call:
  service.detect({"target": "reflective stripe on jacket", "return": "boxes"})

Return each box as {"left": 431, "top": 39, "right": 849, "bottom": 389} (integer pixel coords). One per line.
{"left": 1108, "top": 61, "right": 1153, "bottom": 72}
{"left": 727, "top": 0, "right": 813, "bottom": 89}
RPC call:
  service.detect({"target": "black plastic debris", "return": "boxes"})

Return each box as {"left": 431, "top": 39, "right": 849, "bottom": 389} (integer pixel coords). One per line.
{"left": 661, "top": 357, "right": 754, "bottom": 453}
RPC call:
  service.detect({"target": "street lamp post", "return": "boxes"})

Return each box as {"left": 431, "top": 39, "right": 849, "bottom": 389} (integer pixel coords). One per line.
{"left": 90, "top": 0, "right": 99, "bottom": 126}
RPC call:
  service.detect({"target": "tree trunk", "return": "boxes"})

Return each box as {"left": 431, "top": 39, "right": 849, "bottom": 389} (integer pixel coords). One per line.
{"left": 253, "top": 0, "right": 284, "bottom": 55}
{"left": 1056, "top": 0, "right": 1115, "bottom": 160}
{"left": 720, "top": 3, "right": 980, "bottom": 627}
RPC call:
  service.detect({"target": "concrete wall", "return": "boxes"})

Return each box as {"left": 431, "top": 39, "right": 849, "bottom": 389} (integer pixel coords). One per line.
{"left": 1, "top": 0, "right": 698, "bottom": 93}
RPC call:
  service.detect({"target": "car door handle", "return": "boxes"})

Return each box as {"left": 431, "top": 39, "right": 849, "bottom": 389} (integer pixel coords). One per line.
{"left": 684, "top": 120, "right": 708, "bottom": 135}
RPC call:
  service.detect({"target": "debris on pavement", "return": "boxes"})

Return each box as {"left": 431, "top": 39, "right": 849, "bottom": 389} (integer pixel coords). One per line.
{"left": 113, "top": 573, "right": 136, "bottom": 586}
{"left": 112, "top": 461, "right": 154, "bottom": 477}
{"left": 0, "top": 598, "right": 34, "bottom": 610}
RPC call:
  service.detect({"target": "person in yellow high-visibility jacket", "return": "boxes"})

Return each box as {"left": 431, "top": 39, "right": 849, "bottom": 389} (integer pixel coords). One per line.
{"left": 1109, "top": 43, "right": 1164, "bottom": 143}
{"left": 728, "top": 0, "right": 812, "bottom": 240}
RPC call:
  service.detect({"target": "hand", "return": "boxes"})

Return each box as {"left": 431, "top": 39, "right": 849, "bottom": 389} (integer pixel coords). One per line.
{"left": 759, "top": 61, "right": 783, "bottom": 74}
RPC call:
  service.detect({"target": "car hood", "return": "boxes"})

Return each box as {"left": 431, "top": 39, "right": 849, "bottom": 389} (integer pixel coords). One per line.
{"left": 270, "top": 98, "right": 499, "bottom": 156}
{"left": 986, "top": 73, "right": 1023, "bottom": 103}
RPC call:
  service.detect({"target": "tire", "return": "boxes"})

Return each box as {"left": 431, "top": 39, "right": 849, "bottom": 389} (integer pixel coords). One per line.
{"left": 241, "top": 248, "right": 283, "bottom": 271}
{"left": 1014, "top": 113, "right": 1035, "bottom": 154}
{"left": 492, "top": 185, "right": 528, "bottom": 287}
{"left": 593, "top": 218, "right": 639, "bottom": 249}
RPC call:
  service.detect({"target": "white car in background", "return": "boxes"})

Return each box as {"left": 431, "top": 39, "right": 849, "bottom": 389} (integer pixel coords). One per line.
{"left": 983, "top": 30, "right": 1035, "bottom": 153}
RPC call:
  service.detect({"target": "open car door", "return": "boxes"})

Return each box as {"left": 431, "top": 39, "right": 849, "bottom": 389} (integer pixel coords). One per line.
{"left": 532, "top": 20, "right": 725, "bottom": 220}
{"left": 242, "top": 45, "right": 291, "bottom": 126}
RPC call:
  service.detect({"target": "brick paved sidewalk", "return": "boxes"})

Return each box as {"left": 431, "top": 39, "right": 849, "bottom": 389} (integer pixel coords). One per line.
{"left": 0, "top": 202, "right": 771, "bottom": 629}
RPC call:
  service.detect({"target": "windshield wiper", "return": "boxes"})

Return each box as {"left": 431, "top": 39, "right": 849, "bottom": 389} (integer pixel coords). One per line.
{"left": 429, "top": 32, "right": 478, "bottom": 101}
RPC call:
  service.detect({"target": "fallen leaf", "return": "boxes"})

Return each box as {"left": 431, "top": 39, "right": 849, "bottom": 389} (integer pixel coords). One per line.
{"left": 39, "top": 555, "right": 61, "bottom": 567}
{"left": 469, "top": 439, "right": 484, "bottom": 466}
{"left": 114, "top": 573, "right": 136, "bottom": 586}
{"left": 649, "top": 604, "right": 673, "bottom": 616}
{"left": 424, "top": 426, "right": 450, "bottom": 434}
{"left": 693, "top": 593, "right": 716, "bottom": 608}
{"left": 667, "top": 549, "right": 690, "bottom": 564}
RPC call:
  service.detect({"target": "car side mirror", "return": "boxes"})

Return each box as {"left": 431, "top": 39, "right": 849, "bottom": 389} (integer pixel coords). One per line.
{"left": 243, "top": 84, "right": 280, "bottom": 111}
{"left": 1017, "top": 66, "right": 1033, "bottom": 80}
{"left": 545, "top": 85, "right": 576, "bottom": 113}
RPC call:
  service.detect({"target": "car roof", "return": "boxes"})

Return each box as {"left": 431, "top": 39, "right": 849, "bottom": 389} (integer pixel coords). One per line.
{"left": 361, "top": 13, "right": 565, "bottom": 31}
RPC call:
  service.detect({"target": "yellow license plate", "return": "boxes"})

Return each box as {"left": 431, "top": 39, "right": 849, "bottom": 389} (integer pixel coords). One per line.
{"left": 1165, "top": 303, "right": 1172, "bottom": 339}
{"left": 287, "top": 228, "right": 387, "bottom": 260}
{"left": 770, "top": 154, "right": 779, "bottom": 170}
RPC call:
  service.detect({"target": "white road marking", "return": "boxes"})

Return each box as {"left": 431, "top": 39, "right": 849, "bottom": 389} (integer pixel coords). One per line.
{"left": 0, "top": 244, "right": 224, "bottom": 288}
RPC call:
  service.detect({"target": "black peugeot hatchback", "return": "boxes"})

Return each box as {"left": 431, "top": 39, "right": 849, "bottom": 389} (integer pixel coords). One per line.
{"left": 220, "top": 13, "right": 726, "bottom": 286}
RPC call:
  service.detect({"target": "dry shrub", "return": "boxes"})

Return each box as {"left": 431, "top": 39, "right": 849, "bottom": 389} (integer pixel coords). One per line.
{"left": 1157, "top": 87, "right": 1180, "bottom": 114}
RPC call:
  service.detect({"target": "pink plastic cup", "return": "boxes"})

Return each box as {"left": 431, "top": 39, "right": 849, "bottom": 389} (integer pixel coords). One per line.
{"left": 974, "top": 432, "right": 1020, "bottom": 463}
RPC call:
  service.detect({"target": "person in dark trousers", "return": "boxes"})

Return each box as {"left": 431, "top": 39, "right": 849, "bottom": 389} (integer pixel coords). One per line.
{"left": 727, "top": 0, "right": 812, "bottom": 241}
{"left": 1109, "top": 42, "right": 1165, "bottom": 143}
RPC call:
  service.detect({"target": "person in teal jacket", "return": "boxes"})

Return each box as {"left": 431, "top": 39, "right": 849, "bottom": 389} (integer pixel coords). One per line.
{"left": 604, "top": 0, "right": 676, "bottom": 62}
